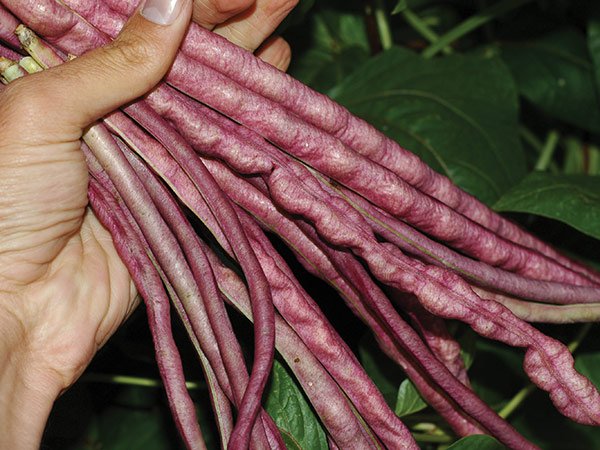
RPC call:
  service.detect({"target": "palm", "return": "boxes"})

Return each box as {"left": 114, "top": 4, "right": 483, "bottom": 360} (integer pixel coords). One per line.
{"left": 0, "top": 136, "right": 136, "bottom": 388}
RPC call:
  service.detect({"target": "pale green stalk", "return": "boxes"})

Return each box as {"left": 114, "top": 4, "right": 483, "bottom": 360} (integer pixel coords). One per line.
{"left": 534, "top": 130, "right": 560, "bottom": 171}
{"left": 82, "top": 373, "right": 205, "bottom": 390}
{"left": 423, "top": 0, "right": 533, "bottom": 58}
{"left": 399, "top": 6, "right": 452, "bottom": 54}
{"left": 374, "top": 0, "right": 394, "bottom": 50}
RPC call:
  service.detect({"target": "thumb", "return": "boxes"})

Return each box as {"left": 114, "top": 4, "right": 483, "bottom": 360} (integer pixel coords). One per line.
{"left": 7, "top": 0, "right": 192, "bottom": 137}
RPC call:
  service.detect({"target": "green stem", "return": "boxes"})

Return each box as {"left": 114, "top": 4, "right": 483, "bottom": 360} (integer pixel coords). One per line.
{"left": 519, "top": 126, "right": 544, "bottom": 153}
{"left": 422, "top": 0, "right": 533, "bottom": 58}
{"left": 568, "top": 323, "right": 593, "bottom": 353}
{"left": 589, "top": 145, "right": 600, "bottom": 175}
{"left": 499, "top": 323, "right": 592, "bottom": 419}
{"left": 401, "top": 8, "right": 452, "bottom": 54}
{"left": 411, "top": 432, "right": 453, "bottom": 444}
{"left": 498, "top": 383, "right": 536, "bottom": 419}
{"left": 82, "top": 373, "right": 206, "bottom": 390}
{"left": 374, "top": 0, "right": 394, "bottom": 50}
{"left": 534, "top": 130, "right": 560, "bottom": 171}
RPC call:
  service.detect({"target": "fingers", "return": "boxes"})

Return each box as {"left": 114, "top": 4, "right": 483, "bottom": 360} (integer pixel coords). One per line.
{"left": 3, "top": 0, "right": 192, "bottom": 138}
{"left": 214, "top": 0, "right": 299, "bottom": 51}
{"left": 256, "top": 36, "right": 292, "bottom": 71}
{"left": 192, "top": 0, "right": 254, "bottom": 29}
{"left": 191, "top": 0, "right": 296, "bottom": 73}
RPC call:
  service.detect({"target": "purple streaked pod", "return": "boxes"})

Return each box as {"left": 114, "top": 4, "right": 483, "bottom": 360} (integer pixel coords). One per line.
{"left": 11, "top": 0, "right": 599, "bottom": 287}
{"left": 88, "top": 179, "right": 205, "bottom": 450}
{"left": 124, "top": 148, "right": 285, "bottom": 449}
{"left": 200, "top": 159, "right": 495, "bottom": 439}
{"left": 203, "top": 229, "right": 386, "bottom": 449}
{"left": 0, "top": 4, "right": 20, "bottom": 51}
{"left": 262, "top": 165, "right": 600, "bottom": 428}
{"left": 58, "top": 0, "right": 600, "bottom": 283}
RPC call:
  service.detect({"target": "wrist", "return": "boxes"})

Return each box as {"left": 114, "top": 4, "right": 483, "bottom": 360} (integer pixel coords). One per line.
{"left": 0, "top": 296, "right": 62, "bottom": 450}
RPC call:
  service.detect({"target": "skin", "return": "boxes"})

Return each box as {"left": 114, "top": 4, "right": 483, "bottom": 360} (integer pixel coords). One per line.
{"left": 0, "top": 0, "right": 295, "bottom": 448}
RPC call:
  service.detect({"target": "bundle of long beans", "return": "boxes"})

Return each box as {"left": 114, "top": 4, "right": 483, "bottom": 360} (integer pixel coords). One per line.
{"left": 1, "top": 1, "right": 600, "bottom": 449}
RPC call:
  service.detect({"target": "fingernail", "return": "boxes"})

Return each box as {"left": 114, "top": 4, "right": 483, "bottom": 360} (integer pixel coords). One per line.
{"left": 141, "top": 0, "right": 183, "bottom": 25}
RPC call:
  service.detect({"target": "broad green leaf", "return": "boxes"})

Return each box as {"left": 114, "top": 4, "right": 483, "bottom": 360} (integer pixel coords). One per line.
{"left": 446, "top": 435, "right": 505, "bottom": 450}
{"left": 502, "top": 28, "right": 600, "bottom": 133}
{"left": 264, "top": 361, "right": 328, "bottom": 450}
{"left": 331, "top": 47, "right": 526, "bottom": 204}
{"left": 287, "top": 9, "right": 370, "bottom": 93}
{"left": 588, "top": 5, "right": 600, "bottom": 95}
{"left": 493, "top": 172, "right": 600, "bottom": 241}
{"left": 394, "top": 379, "right": 427, "bottom": 417}
{"left": 575, "top": 352, "right": 600, "bottom": 389}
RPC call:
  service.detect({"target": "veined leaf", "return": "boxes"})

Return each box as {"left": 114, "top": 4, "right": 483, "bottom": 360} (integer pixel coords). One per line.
{"left": 588, "top": 5, "right": 600, "bottom": 96}
{"left": 265, "top": 361, "right": 328, "bottom": 450}
{"left": 502, "top": 28, "right": 600, "bottom": 133}
{"left": 493, "top": 172, "right": 600, "bottom": 241}
{"left": 576, "top": 351, "right": 600, "bottom": 390}
{"left": 446, "top": 435, "right": 506, "bottom": 449}
{"left": 332, "top": 46, "right": 526, "bottom": 204}
{"left": 288, "top": 9, "right": 370, "bottom": 93}
{"left": 394, "top": 379, "right": 427, "bottom": 417}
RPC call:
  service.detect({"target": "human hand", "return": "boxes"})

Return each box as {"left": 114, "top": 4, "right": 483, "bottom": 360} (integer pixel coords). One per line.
{"left": 0, "top": 1, "right": 296, "bottom": 448}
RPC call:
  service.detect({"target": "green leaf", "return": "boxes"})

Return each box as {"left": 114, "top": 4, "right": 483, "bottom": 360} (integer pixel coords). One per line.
{"left": 264, "top": 361, "right": 328, "bottom": 450}
{"left": 575, "top": 351, "right": 600, "bottom": 389}
{"left": 493, "top": 172, "right": 600, "bottom": 241}
{"left": 394, "top": 379, "right": 427, "bottom": 417}
{"left": 392, "top": 0, "right": 408, "bottom": 15}
{"left": 446, "top": 435, "right": 506, "bottom": 450}
{"left": 588, "top": 5, "right": 600, "bottom": 95}
{"left": 502, "top": 28, "right": 600, "bottom": 133}
{"left": 287, "top": 9, "right": 370, "bottom": 93}
{"left": 331, "top": 47, "right": 526, "bottom": 204}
